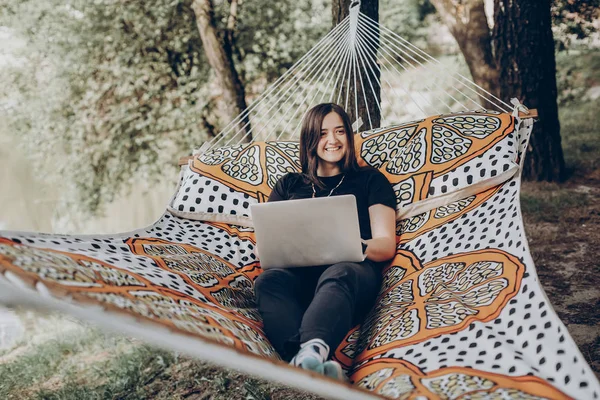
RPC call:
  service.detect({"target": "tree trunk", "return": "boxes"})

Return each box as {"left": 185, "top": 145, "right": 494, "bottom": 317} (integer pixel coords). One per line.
{"left": 332, "top": 0, "right": 381, "bottom": 131}
{"left": 429, "top": 0, "right": 499, "bottom": 110}
{"left": 191, "top": 0, "right": 251, "bottom": 143}
{"left": 432, "top": 0, "right": 565, "bottom": 181}
{"left": 493, "top": 0, "right": 566, "bottom": 181}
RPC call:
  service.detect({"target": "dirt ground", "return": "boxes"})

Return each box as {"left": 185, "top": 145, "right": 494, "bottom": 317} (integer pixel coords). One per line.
{"left": 521, "top": 170, "right": 600, "bottom": 379}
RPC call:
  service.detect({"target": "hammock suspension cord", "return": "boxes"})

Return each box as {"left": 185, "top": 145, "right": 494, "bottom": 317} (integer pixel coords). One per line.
{"left": 197, "top": 1, "right": 513, "bottom": 157}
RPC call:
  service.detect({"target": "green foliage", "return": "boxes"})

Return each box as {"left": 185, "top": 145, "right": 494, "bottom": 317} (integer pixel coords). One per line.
{"left": 559, "top": 96, "right": 600, "bottom": 175}
{"left": 233, "top": 0, "right": 330, "bottom": 84}
{"left": 2, "top": 0, "right": 546, "bottom": 219}
{"left": 0, "top": 0, "right": 330, "bottom": 217}
{"left": 380, "top": 0, "right": 435, "bottom": 48}
{"left": 521, "top": 189, "right": 589, "bottom": 223}
{"left": 1, "top": 0, "right": 213, "bottom": 215}
{"left": 555, "top": 50, "right": 600, "bottom": 175}
{"left": 556, "top": 50, "right": 600, "bottom": 105}
{"left": 552, "top": 0, "right": 600, "bottom": 50}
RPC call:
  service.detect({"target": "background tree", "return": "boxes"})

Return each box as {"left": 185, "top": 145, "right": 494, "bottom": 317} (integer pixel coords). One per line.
{"left": 379, "top": 0, "right": 436, "bottom": 48}
{"left": 0, "top": 0, "right": 328, "bottom": 216}
{"left": 3, "top": 0, "right": 590, "bottom": 217}
{"left": 191, "top": 0, "right": 251, "bottom": 142}
{"left": 427, "top": 0, "right": 498, "bottom": 110}
{"left": 431, "top": 0, "right": 566, "bottom": 181}
{"left": 493, "top": 0, "right": 565, "bottom": 181}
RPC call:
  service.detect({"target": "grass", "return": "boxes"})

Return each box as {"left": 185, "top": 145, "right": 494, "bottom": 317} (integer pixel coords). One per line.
{"left": 560, "top": 96, "right": 600, "bottom": 175}
{"left": 0, "top": 309, "right": 318, "bottom": 399}
{"left": 32, "top": 344, "right": 175, "bottom": 400}
{"left": 557, "top": 50, "right": 600, "bottom": 175}
{"left": 0, "top": 320, "right": 136, "bottom": 400}
{"left": 520, "top": 185, "right": 589, "bottom": 223}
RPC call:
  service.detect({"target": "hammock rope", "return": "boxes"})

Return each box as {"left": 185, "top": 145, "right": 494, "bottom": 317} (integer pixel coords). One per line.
{"left": 196, "top": 6, "right": 518, "bottom": 157}
{"left": 358, "top": 16, "right": 461, "bottom": 113}
{"left": 204, "top": 18, "right": 351, "bottom": 150}
{"left": 355, "top": 20, "right": 433, "bottom": 117}
{"left": 353, "top": 29, "right": 409, "bottom": 124}
{"left": 254, "top": 20, "right": 352, "bottom": 142}
{"left": 359, "top": 13, "right": 512, "bottom": 112}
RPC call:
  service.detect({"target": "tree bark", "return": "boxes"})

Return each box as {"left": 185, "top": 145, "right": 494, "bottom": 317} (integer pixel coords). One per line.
{"left": 429, "top": 0, "right": 499, "bottom": 109}
{"left": 332, "top": 0, "right": 381, "bottom": 131}
{"left": 192, "top": 0, "right": 251, "bottom": 143}
{"left": 432, "top": 0, "right": 565, "bottom": 181}
{"left": 493, "top": 0, "right": 565, "bottom": 181}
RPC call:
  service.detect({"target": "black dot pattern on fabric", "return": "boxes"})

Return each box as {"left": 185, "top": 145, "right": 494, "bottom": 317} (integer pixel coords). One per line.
{"left": 171, "top": 171, "right": 257, "bottom": 218}
{"left": 169, "top": 142, "right": 300, "bottom": 220}
{"left": 387, "top": 174, "right": 597, "bottom": 398}
{"left": 0, "top": 213, "right": 259, "bottom": 306}
{"left": 427, "top": 132, "right": 518, "bottom": 197}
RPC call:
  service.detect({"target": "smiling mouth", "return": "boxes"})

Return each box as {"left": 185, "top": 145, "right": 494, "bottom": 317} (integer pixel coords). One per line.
{"left": 325, "top": 146, "right": 342, "bottom": 152}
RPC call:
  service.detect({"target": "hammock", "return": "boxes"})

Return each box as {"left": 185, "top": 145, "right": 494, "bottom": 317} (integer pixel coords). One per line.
{"left": 1, "top": 2, "right": 598, "bottom": 399}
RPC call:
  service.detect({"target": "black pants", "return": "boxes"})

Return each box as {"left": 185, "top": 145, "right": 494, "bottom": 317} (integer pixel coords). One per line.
{"left": 254, "top": 260, "right": 382, "bottom": 361}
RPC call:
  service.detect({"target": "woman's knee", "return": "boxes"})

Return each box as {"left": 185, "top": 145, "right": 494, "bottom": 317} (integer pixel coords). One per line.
{"left": 323, "top": 262, "right": 359, "bottom": 277}
{"left": 317, "top": 262, "right": 361, "bottom": 288}
{"left": 254, "top": 268, "right": 296, "bottom": 293}
{"left": 317, "top": 262, "right": 380, "bottom": 293}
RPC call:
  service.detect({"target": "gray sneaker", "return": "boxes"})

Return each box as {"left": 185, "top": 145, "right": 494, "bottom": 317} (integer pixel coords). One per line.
{"left": 300, "top": 356, "right": 325, "bottom": 374}
{"left": 321, "top": 360, "right": 347, "bottom": 381}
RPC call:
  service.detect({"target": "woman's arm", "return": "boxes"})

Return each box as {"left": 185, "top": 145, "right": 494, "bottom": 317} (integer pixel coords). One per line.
{"left": 363, "top": 204, "right": 397, "bottom": 262}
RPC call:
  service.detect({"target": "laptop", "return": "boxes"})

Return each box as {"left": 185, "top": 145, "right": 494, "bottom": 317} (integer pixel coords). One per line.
{"left": 250, "top": 195, "right": 364, "bottom": 269}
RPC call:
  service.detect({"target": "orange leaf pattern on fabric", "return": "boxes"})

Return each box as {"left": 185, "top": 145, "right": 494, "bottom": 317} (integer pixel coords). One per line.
{"left": 0, "top": 237, "right": 275, "bottom": 358}
{"left": 351, "top": 358, "right": 571, "bottom": 400}
{"left": 334, "top": 249, "right": 524, "bottom": 367}
{"left": 190, "top": 141, "right": 301, "bottom": 200}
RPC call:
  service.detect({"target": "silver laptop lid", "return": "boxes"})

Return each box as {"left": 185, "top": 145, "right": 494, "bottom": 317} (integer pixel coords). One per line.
{"left": 250, "top": 195, "right": 363, "bottom": 269}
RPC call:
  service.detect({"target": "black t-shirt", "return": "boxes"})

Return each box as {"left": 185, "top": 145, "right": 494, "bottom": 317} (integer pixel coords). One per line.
{"left": 267, "top": 167, "right": 396, "bottom": 240}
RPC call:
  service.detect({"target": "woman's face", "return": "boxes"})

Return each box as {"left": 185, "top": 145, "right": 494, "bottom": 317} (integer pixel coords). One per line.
{"left": 316, "top": 112, "right": 348, "bottom": 167}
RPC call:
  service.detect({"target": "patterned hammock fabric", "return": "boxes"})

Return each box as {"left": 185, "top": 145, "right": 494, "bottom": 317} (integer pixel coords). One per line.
{"left": 1, "top": 111, "right": 598, "bottom": 400}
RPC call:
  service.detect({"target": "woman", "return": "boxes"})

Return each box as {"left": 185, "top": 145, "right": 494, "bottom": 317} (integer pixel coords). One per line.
{"left": 254, "top": 103, "right": 397, "bottom": 380}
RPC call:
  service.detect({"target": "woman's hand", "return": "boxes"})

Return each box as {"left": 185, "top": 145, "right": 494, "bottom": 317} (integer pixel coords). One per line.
{"left": 361, "top": 237, "right": 396, "bottom": 262}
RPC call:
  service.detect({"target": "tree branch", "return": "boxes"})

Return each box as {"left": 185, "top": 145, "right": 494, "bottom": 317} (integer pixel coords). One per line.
{"left": 191, "top": 0, "right": 251, "bottom": 142}
{"left": 226, "top": 0, "right": 241, "bottom": 33}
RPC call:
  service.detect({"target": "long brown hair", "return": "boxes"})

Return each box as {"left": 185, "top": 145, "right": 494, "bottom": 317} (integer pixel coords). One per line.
{"left": 299, "top": 103, "right": 359, "bottom": 189}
